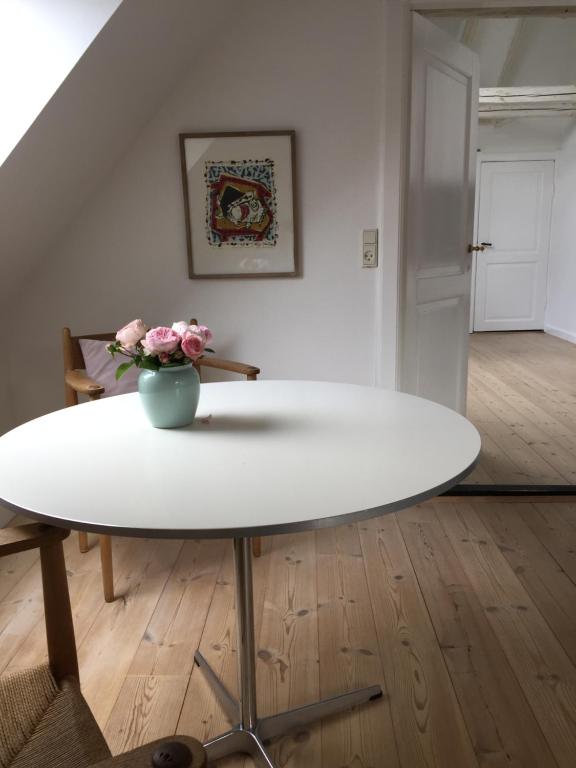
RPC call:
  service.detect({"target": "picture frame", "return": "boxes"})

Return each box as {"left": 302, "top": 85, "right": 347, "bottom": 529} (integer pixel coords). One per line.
{"left": 179, "top": 130, "right": 299, "bottom": 279}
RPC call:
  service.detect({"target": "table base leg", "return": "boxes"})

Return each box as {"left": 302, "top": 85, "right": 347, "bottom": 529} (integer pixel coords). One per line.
{"left": 197, "top": 653, "right": 383, "bottom": 766}
{"left": 203, "top": 729, "right": 274, "bottom": 767}
{"left": 194, "top": 651, "right": 240, "bottom": 724}
{"left": 257, "top": 685, "right": 383, "bottom": 742}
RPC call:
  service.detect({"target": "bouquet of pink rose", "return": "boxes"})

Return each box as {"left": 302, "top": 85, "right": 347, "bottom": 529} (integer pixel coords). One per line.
{"left": 107, "top": 319, "right": 214, "bottom": 380}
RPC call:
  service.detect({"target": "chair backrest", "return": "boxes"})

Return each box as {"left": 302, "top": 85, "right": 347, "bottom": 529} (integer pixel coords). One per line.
{"left": 62, "top": 327, "right": 116, "bottom": 372}
{"left": 62, "top": 327, "right": 118, "bottom": 407}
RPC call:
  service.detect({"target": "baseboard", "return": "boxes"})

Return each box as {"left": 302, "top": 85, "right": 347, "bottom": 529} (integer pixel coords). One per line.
{"left": 545, "top": 324, "right": 576, "bottom": 344}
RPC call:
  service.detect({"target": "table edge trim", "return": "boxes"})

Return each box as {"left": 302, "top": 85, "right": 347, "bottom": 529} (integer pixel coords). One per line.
{"left": 0, "top": 453, "right": 479, "bottom": 538}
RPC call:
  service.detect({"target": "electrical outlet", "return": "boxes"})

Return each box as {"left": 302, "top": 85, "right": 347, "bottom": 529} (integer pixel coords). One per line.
{"left": 363, "top": 246, "right": 377, "bottom": 267}
{"left": 362, "top": 230, "right": 378, "bottom": 268}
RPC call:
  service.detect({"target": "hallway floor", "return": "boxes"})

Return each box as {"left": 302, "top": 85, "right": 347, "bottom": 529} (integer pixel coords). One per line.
{"left": 467, "top": 331, "right": 576, "bottom": 485}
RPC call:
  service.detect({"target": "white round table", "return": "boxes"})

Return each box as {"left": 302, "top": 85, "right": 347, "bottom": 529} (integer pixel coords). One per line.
{"left": 0, "top": 381, "right": 480, "bottom": 766}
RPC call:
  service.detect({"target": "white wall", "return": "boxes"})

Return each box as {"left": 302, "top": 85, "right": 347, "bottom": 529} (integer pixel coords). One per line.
{"left": 547, "top": 124, "right": 576, "bottom": 343}
{"left": 0, "top": 342, "right": 14, "bottom": 436}
{"left": 5, "top": 0, "right": 387, "bottom": 427}
{"left": 478, "top": 118, "right": 574, "bottom": 153}
{"left": 0, "top": 506, "right": 14, "bottom": 527}
{"left": 0, "top": 0, "right": 121, "bottom": 165}
{"left": 0, "top": 341, "right": 14, "bottom": 517}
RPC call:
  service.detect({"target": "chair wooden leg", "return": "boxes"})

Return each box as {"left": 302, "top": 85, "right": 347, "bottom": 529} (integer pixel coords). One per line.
{"left": 252, "top": 537, "right": 262, "bottom": 558}
{"left": 78, "top": 531, "right": 89, "bottom": 553}
{"left": 40, "top": 537, "right": 79, "bottom": 684}
{"left": 99, "top": 535, "right": 115, "bottom": 602}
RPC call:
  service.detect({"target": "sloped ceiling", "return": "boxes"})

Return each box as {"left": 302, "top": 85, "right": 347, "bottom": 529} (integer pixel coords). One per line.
{"left": 434, "top": 16, "right": 576, "bottom": 88}
{"left": 0, "top": 0, "right": 121, "bottom": 165}
{"left": 509, "top": 17, "right": 576, "bottom": 86}
{"left": 433, "top": 15, "right": 576, "bottom": 146}
{"left": 0, "top": 0, "right": 236, "bottom": 310}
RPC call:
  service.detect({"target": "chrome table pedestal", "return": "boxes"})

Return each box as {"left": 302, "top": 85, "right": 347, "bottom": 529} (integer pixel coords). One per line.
{"left": 196, "top": 538, "right": 383, "bottom": 767}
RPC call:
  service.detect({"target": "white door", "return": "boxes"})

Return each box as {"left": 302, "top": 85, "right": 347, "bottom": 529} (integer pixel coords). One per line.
{"left": 473, "top": 160, "right": 554, "bottom": 331}
{"left": 400, "top": 14, "right": 479, "bottom": 414}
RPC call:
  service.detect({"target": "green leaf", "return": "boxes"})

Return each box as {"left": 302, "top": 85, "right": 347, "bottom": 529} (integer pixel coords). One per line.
{"left": 139, "top": 357, "right": 160, "bottom": 371}
{"left": 115, "top": 361, "right": 134, "bottom": 380}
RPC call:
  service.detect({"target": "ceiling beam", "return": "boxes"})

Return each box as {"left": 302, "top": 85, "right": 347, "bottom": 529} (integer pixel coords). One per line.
{"left": 497, "top": 17, "right": 526, "bottom": 85}
{"left": 420, "top": 7, "right": 576, "bottom": 18}
{"left": 481, "top": 85, "right": 576, "bottom": 96}
{"left": 479, "top": 86, "right": 576, "bottom": 118}
{"left": 479, "top": 109, "right": 576, "bottom": 118}
{"left": 460, "top": 17, "right": 479, "bottom": 43}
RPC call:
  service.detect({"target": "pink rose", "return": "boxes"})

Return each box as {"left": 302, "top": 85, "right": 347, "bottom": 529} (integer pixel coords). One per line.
{"left": 181, "top": 331, "right": 205, "bottom": 360}
{"left": 142, "top": 326, "right": 180, "bottom": 356}
{"left": 116, "top": 319, "right": 146, "bottom": 349}
{"left": 198, "top": 324, "right": 213, "bottom": 344}
{"left": 171, "top": 321, "right": 190, "bottom": 338}
{"left": 189, "top": 324, "right": 213, "bottom": 344}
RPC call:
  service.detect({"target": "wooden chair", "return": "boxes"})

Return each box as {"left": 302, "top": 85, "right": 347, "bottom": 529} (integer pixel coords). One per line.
{"left": 0, "top": 523, "right": 205, "bottom": 768}
{"left": 62, "top": 324, "right": 263, "bottom": 603}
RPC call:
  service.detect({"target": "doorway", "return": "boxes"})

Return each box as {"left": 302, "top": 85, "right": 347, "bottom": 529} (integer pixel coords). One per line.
{"left": 402, "top": 4, "right": 576, "bottom": 491}
{"left": 472, "top": 158, "right": 554, "bottom": 332}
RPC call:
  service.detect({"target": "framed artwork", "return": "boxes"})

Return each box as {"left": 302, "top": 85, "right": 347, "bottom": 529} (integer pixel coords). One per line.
{"left": 179, "top": 130, "right": 299, "bottom": 279}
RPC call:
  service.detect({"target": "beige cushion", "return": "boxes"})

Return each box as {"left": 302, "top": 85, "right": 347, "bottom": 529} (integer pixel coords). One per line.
{"left": 79, "top": 339, "right": 140, "bottom": 398}
{"left": 0, "top": 665, "right": 110, "bottom": 768}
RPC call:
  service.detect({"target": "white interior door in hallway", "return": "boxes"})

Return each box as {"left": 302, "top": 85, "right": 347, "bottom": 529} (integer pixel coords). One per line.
{"left": 400, "top": 14, "right": 479, "bottom": 414}
{"left": 473, "top": 160, "right": 554, "bottom": 332}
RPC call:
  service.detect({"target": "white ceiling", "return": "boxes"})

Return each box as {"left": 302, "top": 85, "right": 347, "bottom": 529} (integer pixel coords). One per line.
{"left": 434, "top": 16, "right": 576, "bottom": 88}
{"left": 434, "top": 15, "right": 576, "bottom": 146}
{"left": 0, "top": 0, "right": 241, "bottom": 311}
{"left": 0, "top": 0, "right": 121, "bottom": 166}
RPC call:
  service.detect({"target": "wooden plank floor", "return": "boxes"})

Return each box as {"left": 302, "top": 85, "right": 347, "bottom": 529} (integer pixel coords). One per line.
{"left": 2, "top": 502, "right": 576, "bottom": 767}
{"left": 467, "top": 332, "right": 576, "bottom": 485}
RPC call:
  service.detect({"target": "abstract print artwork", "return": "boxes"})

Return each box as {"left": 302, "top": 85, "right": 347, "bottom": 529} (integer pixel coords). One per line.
{"left": 205, "top": 160, "right": 278, "bottom": 247}
{"left": 179, "top": 131, "right": 298, "bottom": 278}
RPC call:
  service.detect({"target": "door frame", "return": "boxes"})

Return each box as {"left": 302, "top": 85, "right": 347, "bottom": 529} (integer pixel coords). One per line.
{"left": 387, "top": 1, "right": 576, "bottom": 388}
{"left": 469, "top": 152, "right": 557, "bottom": 330}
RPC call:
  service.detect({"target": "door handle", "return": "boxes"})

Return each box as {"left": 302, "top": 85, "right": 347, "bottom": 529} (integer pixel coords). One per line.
{"left": 481, "top": 242, "right": 493, "bottom": 247}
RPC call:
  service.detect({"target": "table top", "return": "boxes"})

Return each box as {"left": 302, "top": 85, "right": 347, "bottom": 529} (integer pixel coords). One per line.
{"left": 0, "top": 381, "right": 480, "bottom": 539}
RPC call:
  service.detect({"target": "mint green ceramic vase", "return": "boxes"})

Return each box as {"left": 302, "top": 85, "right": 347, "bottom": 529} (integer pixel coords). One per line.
{"left": 138, "top": 364, "right": 200, "bottom": 428}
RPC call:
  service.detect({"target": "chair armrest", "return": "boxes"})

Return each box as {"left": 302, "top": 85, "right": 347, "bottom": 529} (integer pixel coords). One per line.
{"left": 0, "top": 524, "right": 70, "bottom": 557}
{"left": 65, "top": 369, "right": 105, "bottom": 397}
{"left": 197, "top": 356, "right": 260, "bottom": 379}
{"left": 90, "top": 737, "right": 206, "bottom": 768}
